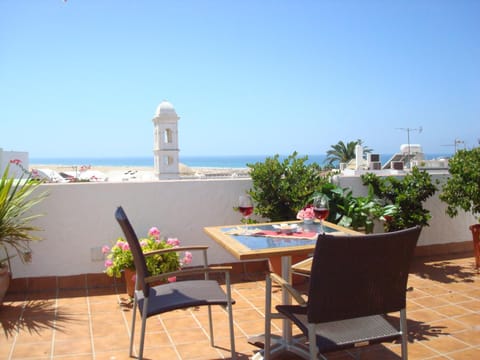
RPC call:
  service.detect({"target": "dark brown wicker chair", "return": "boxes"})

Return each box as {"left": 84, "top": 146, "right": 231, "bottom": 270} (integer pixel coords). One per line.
{"left": 115, "top": 206, "right": 236, "bottom": 360}
{"left": 263, "top": 226, "right": 421, "bottom": 359}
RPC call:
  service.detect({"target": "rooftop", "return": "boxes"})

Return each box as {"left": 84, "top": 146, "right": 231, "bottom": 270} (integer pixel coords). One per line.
{"left": 1, "top": 252, "right": 480, "bottom": 359}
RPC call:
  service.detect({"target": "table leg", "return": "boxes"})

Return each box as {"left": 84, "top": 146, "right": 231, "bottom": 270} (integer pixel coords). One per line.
{"left": 281, "top": 255, "right": 292, "bottom": 344}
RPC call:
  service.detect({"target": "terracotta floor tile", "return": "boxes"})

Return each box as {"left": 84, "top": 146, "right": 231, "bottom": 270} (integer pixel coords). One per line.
{"left": 447, "top": 347, "right": 480, "bottom": 359}
{"left": 53, "top": 337, "right": 93, "bottom": 356}
{"left": 451, "top": 328, "right": 480, "bottom": 346}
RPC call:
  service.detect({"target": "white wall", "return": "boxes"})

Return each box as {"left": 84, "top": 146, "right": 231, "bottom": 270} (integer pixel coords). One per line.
{"left": 8, "top": 175, "right": 477, "bottom": 278}
{"left": 10, "top": 179, "right": 253, "bottom": 278}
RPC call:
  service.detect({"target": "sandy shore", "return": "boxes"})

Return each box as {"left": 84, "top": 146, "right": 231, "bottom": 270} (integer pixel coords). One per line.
{"left": 29, "top": 163, "right": 250, "bottom": 182}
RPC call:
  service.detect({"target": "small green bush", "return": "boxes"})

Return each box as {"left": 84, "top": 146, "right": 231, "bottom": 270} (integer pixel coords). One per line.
{"left": 440, "top": 148, "right": 480, "bottom": 221}
{"left": 361, "top": 167, "right": 437, "bottom": 231}
{"left": 247, "top": 152, "right": 329, "bottom": 221}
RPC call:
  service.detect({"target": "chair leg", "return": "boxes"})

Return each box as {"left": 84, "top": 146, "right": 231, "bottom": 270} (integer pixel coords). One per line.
{"left": 225, "top": 272, "right": 236, "bottom": 359}
{"left": 129, "top": 296, "right": 137, "bottom": 357}
{"left": 207, "top": 305, "right": 214, "bottom": 347}
{"left": 264, "top": 274, "right": 272, "bottom": 360}
{"left": 400, "top": 308, "right": 408, "bottom": 360}
{"left": 308, "top": 323, "right": 318, "bottom": 360}
{"left": 137, "top": 298, "right": 149, "bottom": 360}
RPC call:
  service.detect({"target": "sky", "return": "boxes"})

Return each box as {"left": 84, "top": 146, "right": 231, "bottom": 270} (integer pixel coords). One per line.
{"left": 1, "top": 0, "right": 479, "bottom": 158}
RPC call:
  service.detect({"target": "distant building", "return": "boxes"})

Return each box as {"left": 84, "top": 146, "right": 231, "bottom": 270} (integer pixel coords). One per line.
{"left": 152, "top": 100, "right": 180, "bottom": 179}
{"left": 0, "top": 148, "right": 29, "bottom": 178}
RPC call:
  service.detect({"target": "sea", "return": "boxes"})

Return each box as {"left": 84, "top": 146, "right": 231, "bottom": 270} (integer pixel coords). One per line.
{"left": 30, "top": 153, "right": 452, "bottom": 169}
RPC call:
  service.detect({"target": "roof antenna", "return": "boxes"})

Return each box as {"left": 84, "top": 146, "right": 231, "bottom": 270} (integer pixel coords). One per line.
{"left": 396, "top": 126, "right": 423, "bottom": 163}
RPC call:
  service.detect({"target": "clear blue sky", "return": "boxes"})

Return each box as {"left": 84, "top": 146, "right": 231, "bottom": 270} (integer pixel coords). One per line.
{"left": 1, "top": 0, "right": 479, "bottom": 158}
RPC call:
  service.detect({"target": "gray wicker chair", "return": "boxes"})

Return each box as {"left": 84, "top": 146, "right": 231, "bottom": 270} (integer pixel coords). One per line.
{"left": 115, "top": 206, "right": 236, "bottom": 360}
{"left": 263, "top": 226, "right": 421, "bottom": 359}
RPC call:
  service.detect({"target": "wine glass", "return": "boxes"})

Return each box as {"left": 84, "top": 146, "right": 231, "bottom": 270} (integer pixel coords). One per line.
{"left": 238, "top": 194, "right": 254, "bottom": 233}
{"left": 313, "top": 194, "right": 329, "bottom": 234}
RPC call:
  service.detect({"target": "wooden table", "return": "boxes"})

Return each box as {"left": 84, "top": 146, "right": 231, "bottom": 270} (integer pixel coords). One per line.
{"left": 204, "top": 220, "right": 359, "bottom": 358}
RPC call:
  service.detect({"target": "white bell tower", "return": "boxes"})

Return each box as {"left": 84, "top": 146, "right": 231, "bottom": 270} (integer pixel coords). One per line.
{"left": 152, "top": 100, "right": 180, "bottom": 179}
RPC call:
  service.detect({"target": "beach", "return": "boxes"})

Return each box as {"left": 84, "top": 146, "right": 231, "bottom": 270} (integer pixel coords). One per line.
{"left": 29, "top": 163, "right": 250, "bottom": 182}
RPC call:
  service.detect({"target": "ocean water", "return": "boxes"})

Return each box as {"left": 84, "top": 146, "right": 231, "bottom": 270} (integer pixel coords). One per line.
{"left": 30, "top": 153, "right": 451, "bottom": 169}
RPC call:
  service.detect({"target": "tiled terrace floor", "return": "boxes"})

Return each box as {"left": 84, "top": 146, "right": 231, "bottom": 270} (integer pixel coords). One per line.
{"left": 1, "top": 253, "right": 480, "bottom": 359}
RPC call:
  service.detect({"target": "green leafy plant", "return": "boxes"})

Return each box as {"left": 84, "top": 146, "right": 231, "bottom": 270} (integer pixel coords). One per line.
{"left": 103, "top": 227, "right": 192, "bottom": 280}
{"left": 247, "top": 152, "right": 330, "bottom": 221}
{"left": 361, "top": 167, "right": 437, "bottom": 231}
{"left": 439, "top": 148, "right": 480, "bottom": 221}
{"left": 0, "top": 161, "right": 48, "bottom": 268}
{"left": 309, "top": 185, "right": 397, "bottom": 234}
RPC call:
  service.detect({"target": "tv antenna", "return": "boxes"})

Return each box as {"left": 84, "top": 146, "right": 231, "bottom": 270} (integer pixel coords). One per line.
{"left": 441, "top": 138, "right": 465, "bottom": 153}
{"left": 396, "top": 127, "right": 423, "bottom": 163}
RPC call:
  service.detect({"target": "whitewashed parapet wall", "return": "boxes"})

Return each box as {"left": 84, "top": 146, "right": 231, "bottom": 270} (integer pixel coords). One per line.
{"left": 10, "top": 179, "right": 253, "bottom": 278}
{"left": 9, "top": 175, "right": 477, "bottom": 278}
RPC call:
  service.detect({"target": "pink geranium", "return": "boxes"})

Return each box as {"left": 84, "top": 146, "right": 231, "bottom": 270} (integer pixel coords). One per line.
{"left": 182, "top": 251, "right": 193, "bottom": 265}
{"left": 148, "top": 227, "right": 161, "bottom": 239}
{"left": 167, "top": 237, "right": 180, "bottom": 247}
{"left": 297, "top": 204, "right": 315, "bottom": 220}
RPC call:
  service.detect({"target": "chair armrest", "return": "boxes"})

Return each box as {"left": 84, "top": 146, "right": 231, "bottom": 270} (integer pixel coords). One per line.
{"left": 143, "top": 245, "right": 208, "bottom": 257}
{"left": 144, "top": 265, "right": 232, "bottom": 284}
{"left": 270, "top": 273, "right": 307, "bottom": 306}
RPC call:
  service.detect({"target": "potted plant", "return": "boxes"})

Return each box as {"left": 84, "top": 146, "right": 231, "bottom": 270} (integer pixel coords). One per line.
{"left": 103, "top": 226, "right": 193, "bottom": 297}
{"left": 0, "top": 161, "right": 47, "bottom": 305}
{"left": 439, "top": 147, "right": 480, "bottom": 267}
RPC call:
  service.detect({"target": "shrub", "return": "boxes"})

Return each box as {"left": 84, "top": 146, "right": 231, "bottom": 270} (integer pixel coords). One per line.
{"left": 247, "top": 152, "right": 330, "bottom": 221}
{"left": 361, "top": 167, "right": 437, "bottom": 231}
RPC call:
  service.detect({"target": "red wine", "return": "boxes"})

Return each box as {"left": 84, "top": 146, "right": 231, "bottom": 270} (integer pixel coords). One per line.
{"left": 239, "top": 206, "right": 253, "bottom": 217}
{"left": 314, "top": 207, "right": 329, "bottom": 220}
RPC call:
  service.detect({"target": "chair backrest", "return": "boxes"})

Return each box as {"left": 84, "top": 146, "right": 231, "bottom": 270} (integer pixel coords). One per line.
{"left": 307, "top": 226, "right": 421, "bottom": 324}
{"left": 115, "top": 206, "right": 151, "bottom": 297}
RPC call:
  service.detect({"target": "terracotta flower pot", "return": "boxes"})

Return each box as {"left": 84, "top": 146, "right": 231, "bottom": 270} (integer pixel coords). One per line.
{"left": 124, "top": 268, "right": 137, "bottom": 298}
{"left": 470, "top": 224, "right": 480, "bottom": 269}
{"left": 0, "top": 265, "right": 11, "bottom": 306}
{"left": 123, "top": 268, "right": 168, "bottom": 298}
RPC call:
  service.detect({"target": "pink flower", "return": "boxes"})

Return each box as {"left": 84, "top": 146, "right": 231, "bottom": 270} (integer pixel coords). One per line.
{"left": 121, "top": 242, "right": 130, "bottom": 251}
{"left": 297, "top": 205, "right": 315, "bottom": 220}
{"left": 140, "top": 239, "right": 148, "bottom": 247}
{"left": 104, "top": 259, "right": 113, "bottom": 267}
{"left": 148, "top": 227, "right": 161, "bottom": 239}
{"left": 101, "top": 245, "right": 110, "bottom": 254}
{"left": 182, "top": 251, "right": 193, "bottom": 265}
{"left": 167, "top": 237, "right": 180, "bottom": 247}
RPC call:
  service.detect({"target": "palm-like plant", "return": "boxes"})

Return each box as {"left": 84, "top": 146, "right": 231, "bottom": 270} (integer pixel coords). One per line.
{"left": 325, "top": 139, "right": 372, "bottom": 167}
{"left": 0, "top": 164, "right": 48, "bottom": 267}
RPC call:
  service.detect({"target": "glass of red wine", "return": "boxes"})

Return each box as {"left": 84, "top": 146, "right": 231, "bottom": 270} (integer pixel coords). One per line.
{"left": 238, "top": 194, "right": 254, "bottom": 233}
{"left": 313, "top": 194, "right": 329, "bottom": 234}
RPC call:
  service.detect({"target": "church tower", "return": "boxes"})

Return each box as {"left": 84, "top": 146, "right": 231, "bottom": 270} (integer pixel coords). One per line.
{"left": 152, "top": 100, "right": 180, "bottom": 179}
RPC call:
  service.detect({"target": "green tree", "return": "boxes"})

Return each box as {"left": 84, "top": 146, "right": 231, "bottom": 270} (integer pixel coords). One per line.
{"left": 439, "top": 148, "right": 480, "bottom": 220}
{"left": 247, "top": 152, "right": 329, "bottom": 221}
{"left": 324, "top": 139, "right": 372, "bottom": 166}
{"left": 361, "top": 167, "right": 437, "bottom": 231}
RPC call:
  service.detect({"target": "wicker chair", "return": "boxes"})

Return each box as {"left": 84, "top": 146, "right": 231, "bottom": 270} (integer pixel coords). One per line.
{"left": 115, "top": 206, "right": 236, "bottom": 360}
{"left": 263, "top": 226, "right": 421, "bottom": 360}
